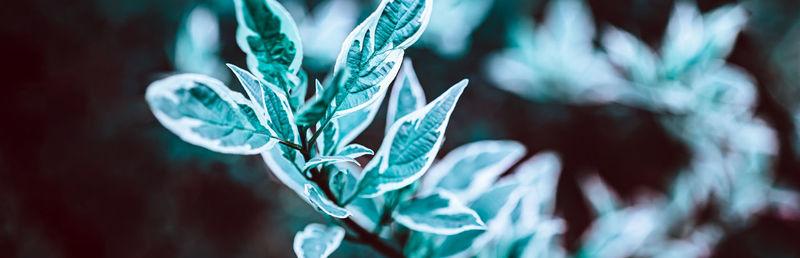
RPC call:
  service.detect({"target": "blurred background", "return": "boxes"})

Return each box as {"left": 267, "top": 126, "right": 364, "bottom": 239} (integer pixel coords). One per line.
{"left": 3, "top": 0, "right": 800, "bottom": 257}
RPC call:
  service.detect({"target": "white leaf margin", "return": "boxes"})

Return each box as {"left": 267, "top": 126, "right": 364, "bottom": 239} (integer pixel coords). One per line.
{"left": 293, "top": 223, "right": 345, "bottom": 258}
{"left": 146, "top": 73, "right": 277, "bottom": 154}
{"left": 393, "top": 190, "right": 486, "bottom": 235}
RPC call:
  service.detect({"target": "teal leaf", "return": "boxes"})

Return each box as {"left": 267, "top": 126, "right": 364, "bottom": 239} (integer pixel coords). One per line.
{"left": 660, "top": 2, "right": 704, "bottom": 77}
{"left": 174, "top": 6, "right": 228, "bottom": 81}
{"left": 335, "top": 48, "right": 404, "bottom": 116}
{"left": 510, "top": 152, "right": 562, "bottom": 231}
{"left": 234, "top": 0, "right": 303, "bottom": 87}
{"left": 304, "top": 156, "right": 359, "bottom": 172}
{"left": 262, "top": 148, "right": 309, "bottom": 200}
{"left": 393, "top": 190, "right": 485, "bottom": 235}
{"left": 146, "top": 74, "right": 274, "bottom": 154}
{"left": 372, "top": 0, "right": 433, "bottom": 51}
{"left": 601, "top": 26, "right": 658, "bottom": 84}
{"left": 295, "top": 0, "right": 359, "bottom": 72}
{"left": 437, "top": 182, "right": 526, "bottom": 257}
{"left": 335, "top": 144, "right": 374, "bottom": 159}
{"left": 330, "top": 0, "right": 433, "bottom": 116}
{"left": 288, "top": 69, "right": 308, "bottom": 111}
{"left": 228, "top": 64, "right": 300, "bottom": 158}
{"left": 386, "top": 58, "right": 426, "bottom": 132}
{"left": 335, "top": 83, "right": 386, "bottom": 148}
{"left": 485, "top": 0, "right": 624, "bottom": 103}
{"left": 421, "top": 0, "right": 494, "bottom": 57}
{"left": 305, "top": 184, "right": 350, "bottom": 218}
{"left": 346, "top": 196, "right": 381, "bottom": 230}
{"left": 660, "top": 3, "right": 746, "bottom": 77}
{"left": 328, "top": 169, "right": 349, "bottom": 201}
{"left": 319, "top": 119, "right": 339, "bottom": 155}
{"left": 356, "top": 80, "right": 469, "bottom": 197}
{"left": 296, "top": 80, "right": 339, "bottom": 126}
{"left": 419, "top": 140, "right": 526, "bottom": 201}
{"left": 293, "top": 223, "right": 345, "bottom": 258}
{"left": 579, "top": 174, "right": 621, "bottom": 216}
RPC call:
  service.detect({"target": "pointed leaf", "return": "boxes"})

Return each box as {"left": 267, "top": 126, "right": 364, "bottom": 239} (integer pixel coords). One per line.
{"left": 335, "top": 48, "right": 404, "bottom": 116}
{"left": 660, "top": 2, "right": 704, "bottom": 77}
{"left": 174, "top": 6, "right": 228, "bottom": 81}
{"left": 335, "top": 144, "right": 374, "bottom": 159}
{"left": 319, "top": 119, "right": 339, "bottom": 155}
{"left": 335, "top": 82, "right": 387, "bottom": 148}
{"left": 146, "top": 74, "right": 274, "bottom": 154}
{"left": 328, "top": 169, "right": 349, "bottom": 201}
{"left": 356, "top": 80, "right": 469, "bottom": 197}
{"left": 330, "top": 0, "right": 432, "bottom": 116}
{"left": 304, "top": 156, "right": 359, "bottom": 172}
{"left": 393, "top": 190, "right": 485, "bottom": 235}
{"left": 305, "top": 184, "right": 350, "bottom": 218}
{"left": 296, "top": 79, "right": 339, "bottom": 126}
{"left": 437, "top": 182, "right": 526, "bottom": 257}
{"left": 386, "top": 58, "right": 426, "bottom": 131}
{"left": 288, "top": 69, "right": 308, "bottom": 111}
{"left": 228, "top": 64, "right": 300, "bottom": 158}
{"left": 511, "top": 152, "right": 562, "bottom": 231}
{"left": 419, "top": 140, "right": 526, "bottom": 201}
{"left": 293, "top": 223, "right": 345, "bottom": 258}
{"left": 234, "top": 0, "right": 302, "bottom": 88}
{"left": 262, "top": 148, "right": 309, "bottom": 201}
{"left": 373, "top": 0, "right": 433, "bottom": 51}
{"left": 601, "top": 26, "right": 658, "bottom": 84}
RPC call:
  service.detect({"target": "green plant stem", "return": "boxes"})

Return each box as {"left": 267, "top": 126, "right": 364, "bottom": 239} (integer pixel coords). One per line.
{"left": 277, "top": 139, "right": 302, "bottom": 151}
{"left": 314, "top": 172, "right": 404, "bottom": 258}
{"left": 297, "top": 130, "right": 404, "bottom": 258}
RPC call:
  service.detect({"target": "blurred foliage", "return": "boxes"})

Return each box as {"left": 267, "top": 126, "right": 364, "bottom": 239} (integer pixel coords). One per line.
{"left": 3, "top": 0, "right": 800, "bottom": 257}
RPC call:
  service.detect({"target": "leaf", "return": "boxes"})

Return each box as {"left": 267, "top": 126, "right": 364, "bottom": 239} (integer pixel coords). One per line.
{"left": 346, "top": 196, "right": 382, "bottom": 230}
{"left": 579, "top": 174, "right": 621, "bottom": 216}
{"left": 356, "top": 80, "right": 469, "bottom": 197}
{"left": 418, "top": 140, "right": 526, "bottom": 201}
{"left": 420, "top": 0, "right": 494, "bottom": 57}
{"left": 293, "top": 223, "right": 345, "bottom": 258}
{"left": 173, "top": 6, "right": 228, "bottom": 81}
{"left": 330, "top": 0, "right": 433, "bottom": 116}
{"left": 335, "top": 144, "right": 374, "bottom": 159}
{"left": 228, "top": 64, "right": 300, "bottom": 159}
{"left": 296, "top": 79, "right": 339, "bottom": 126}
{"left": 436, "top": 182, "right": 526, "bottom": 257}
{"left": 510, "top": 152, "right": 562, "bottom": 231}
{"left": 660, "top": 2, "right": 704, "bottom": 77}
{"left": 386, "top": 58, "right": 426, "bottom": 132}
{"left": 328, "top": 169, "right": 349, "bottom": 201}
{"left": 601, "top": 26, "right": 658, "bottom": 84}
{"left": 304, "top": 156, "right": 359, "bottom": 172}
{"left": 335, "top": 48, "right": 404, "bottom": 116}
{"left": 485, "top": 0, "right": 625, "bottom": 103}
{"left": 234, "top": 0, "right": 303, "bottom": 88}
{"left": 288, "top": 69, "right": 308, "bottom": 111}
{"left": 393, "top": 190, "right": 485, "bottom": 235}
{"left": 146, "top": 74, "right": 274, "bottom": 154}
{"left": 335, "top": 83, "right": 387, "bottom": 148}
{"left": 372, "top": 0, "right": 433, "bottom": 51}
{"left": 305, "top": 184, "right": 350, "bottom": 218}
{"left": 319, "top": 119, "right": 339, "bottom": 155}
{"left": 262, "top": 148, "right": 309, "bottom": 201}
{"left": 296, "top": 0, "right": 359, "bottom": 72}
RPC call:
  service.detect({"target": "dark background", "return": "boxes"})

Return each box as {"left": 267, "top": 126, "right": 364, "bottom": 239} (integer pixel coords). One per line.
{"left": 3, "top": 0, "right": 800, "bottom": 257}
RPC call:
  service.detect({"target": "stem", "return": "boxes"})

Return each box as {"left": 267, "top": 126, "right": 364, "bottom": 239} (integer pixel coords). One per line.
{"left": 343, "top": 217, "right": 404, "bottom": 258}
{"left": 276, "top": 139, "right": 303, "bottom": 151}
{"left": 315, "top": 173, "right": 403, "bottom": 257}
{"left": 296, "top": 119, "right": 404, "bottom": 257}
{"left": 308, "top": 116, "right": 332, "bottom": 151}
